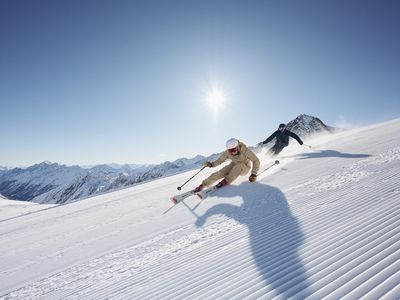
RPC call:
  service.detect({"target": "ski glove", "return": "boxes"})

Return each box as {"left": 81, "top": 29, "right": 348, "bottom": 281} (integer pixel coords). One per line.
{"left": 249, "top": 174, "right": 257, "bottom": 182}
{"left": 204, "top": 161, "right": 213, "bottom": 168}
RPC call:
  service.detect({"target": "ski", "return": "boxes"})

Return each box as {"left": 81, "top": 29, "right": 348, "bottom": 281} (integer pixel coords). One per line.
{"left": 196, "top": 185, "right": 221, "bottom": 200}
{"left": 171, "top": 184, "right": 221, "bottom": 204}
{"left": 170, "top": 189, "right": 197, "bottom": 204}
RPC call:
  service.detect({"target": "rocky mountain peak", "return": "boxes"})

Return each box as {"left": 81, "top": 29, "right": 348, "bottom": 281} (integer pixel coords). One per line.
{"left": 286, "top": 114, "right": 332, "bottom": 137}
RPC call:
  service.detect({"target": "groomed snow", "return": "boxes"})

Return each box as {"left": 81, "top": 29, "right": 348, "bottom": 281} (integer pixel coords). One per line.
{"left": 0, "top": 118, "right": 399, "bottom": 299}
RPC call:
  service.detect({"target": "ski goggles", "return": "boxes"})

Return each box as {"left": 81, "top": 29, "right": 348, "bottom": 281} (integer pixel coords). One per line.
{"left": 228, "top": 146, "right": 239, "bottom": 154}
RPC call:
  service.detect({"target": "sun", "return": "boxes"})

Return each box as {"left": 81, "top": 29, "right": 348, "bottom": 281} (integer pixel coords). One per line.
{"left": 207, "top": 86, "right": 225, "bottom": 113}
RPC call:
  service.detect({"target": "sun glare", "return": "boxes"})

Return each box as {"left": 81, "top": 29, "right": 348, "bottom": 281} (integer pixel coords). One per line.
{"left": 207, "top": 86, "right": 225, "bottom": 113}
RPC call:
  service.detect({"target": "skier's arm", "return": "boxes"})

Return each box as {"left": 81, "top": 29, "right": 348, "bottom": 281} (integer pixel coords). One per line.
{"left": 262, "top": 131, "right": 277, "bottom": 144}
{"left": 245, "top": 149, "right": 260, "bottom": 175}
{"left": 211, "top": 152, "right": 228, "bottom": 167}
{"left": 288, "top": 131, "right": 303, "bottom": 145}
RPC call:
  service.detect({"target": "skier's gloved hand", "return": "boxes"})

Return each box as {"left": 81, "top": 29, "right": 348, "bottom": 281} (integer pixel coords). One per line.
{"left": 204, "top": 161, "right": 213, "bottom": 168}
{"left": 249, "top": 174, "right": 257, "bottom": 182}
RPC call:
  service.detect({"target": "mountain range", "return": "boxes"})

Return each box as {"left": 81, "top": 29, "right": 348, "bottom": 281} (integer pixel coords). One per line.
{"left": 0, "top": 114, "right": 333, "bottom": 204}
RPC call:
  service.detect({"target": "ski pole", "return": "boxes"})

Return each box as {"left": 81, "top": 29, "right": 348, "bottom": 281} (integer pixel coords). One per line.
{"left": 177, "top": 166, "right": 206, "bottom": 190}
{"left": 257, "top": 160, "right": 280, "bottom": 176}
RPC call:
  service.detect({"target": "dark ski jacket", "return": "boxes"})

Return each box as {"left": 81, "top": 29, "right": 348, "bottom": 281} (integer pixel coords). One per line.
{"left": 262, "top": 129, "right": 303, "bottom": 147}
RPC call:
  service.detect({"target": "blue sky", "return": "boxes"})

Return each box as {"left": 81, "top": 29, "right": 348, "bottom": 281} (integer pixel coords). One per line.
{"left": 1, "top": 0, "right": 399, "bottom": 167}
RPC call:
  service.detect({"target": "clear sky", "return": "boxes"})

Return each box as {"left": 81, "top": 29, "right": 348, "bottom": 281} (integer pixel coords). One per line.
{"left": 1, "top": 0, "right": 399, "bottom": 167}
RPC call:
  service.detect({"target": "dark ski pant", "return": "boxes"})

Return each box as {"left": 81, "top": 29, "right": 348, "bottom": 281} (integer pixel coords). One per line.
{"left": 268, "top": 142, "right": 287, "bottom": 156}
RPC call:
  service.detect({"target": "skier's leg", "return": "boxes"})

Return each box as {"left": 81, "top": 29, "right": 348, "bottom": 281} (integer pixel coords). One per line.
{"left": 273, "top": 145, "right": 285, "bottom": 155}
{"left": 225, "top": 163, "right": 250, "bottom": 184}
{"left": 268, "top": 144, "right": 280, "bottom": 157}
{"left": 269, "top": 142, "right": 286, "bottom": 156}
{"left": 202, "top": 164, "right": 233, "bottom": 187}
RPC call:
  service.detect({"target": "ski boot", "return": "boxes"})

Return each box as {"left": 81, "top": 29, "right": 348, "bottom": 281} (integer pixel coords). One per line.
{"left": 216, "top": 179, "right": 228, "bottom": 188}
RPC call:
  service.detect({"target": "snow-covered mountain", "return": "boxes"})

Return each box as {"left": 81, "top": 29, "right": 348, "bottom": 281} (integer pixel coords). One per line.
{"left": 0, "top": 167, "right": 7, "bottom": 180}
{"left": 0, "top": 118, "right": 398, "bottom": 299}
{"left": 0, "top": 156, "right": 217, "bottom": 204}
{"left": 0, "top": 142, "right": 222, "bottom": 205}
{"left": 0, "top": 114, "right": 331, "bottom": 204}
{"left": 0, "top": 162, "right": 85, "bottom": 203}
{"left": 286, "top": 114, "right": 333, "bottom": 137}
{"left": 107, "top": 163, "right": 152, "bottom": 170}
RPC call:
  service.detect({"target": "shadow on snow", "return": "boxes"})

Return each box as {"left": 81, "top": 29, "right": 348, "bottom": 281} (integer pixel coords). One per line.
{"left": 195, "top": 182, "right": 310, "bottom": 298}
{"left": 295, "top": 150, "right": 371, "bottom": 160}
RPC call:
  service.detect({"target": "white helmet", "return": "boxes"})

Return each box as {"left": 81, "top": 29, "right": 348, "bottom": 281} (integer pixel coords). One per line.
{"left": 226, "top": 138, "right": 239, "bottom": 149}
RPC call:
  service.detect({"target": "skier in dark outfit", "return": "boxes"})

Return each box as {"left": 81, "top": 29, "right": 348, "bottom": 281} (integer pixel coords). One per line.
{"left": 262, "top": 123, "right": 303, "bottom": 156}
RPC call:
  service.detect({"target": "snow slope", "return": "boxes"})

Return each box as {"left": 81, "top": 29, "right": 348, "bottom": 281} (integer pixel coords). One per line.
{"left": 0, "top": 119, "right": 399, "bottom": 299}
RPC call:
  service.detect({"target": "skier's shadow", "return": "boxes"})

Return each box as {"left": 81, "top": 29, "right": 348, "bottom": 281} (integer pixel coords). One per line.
{"left": 295, "top": 149, "right": 371, "bottom": 160}
{"left": 195, "top": 182, "right": 310, "bottom": 297}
